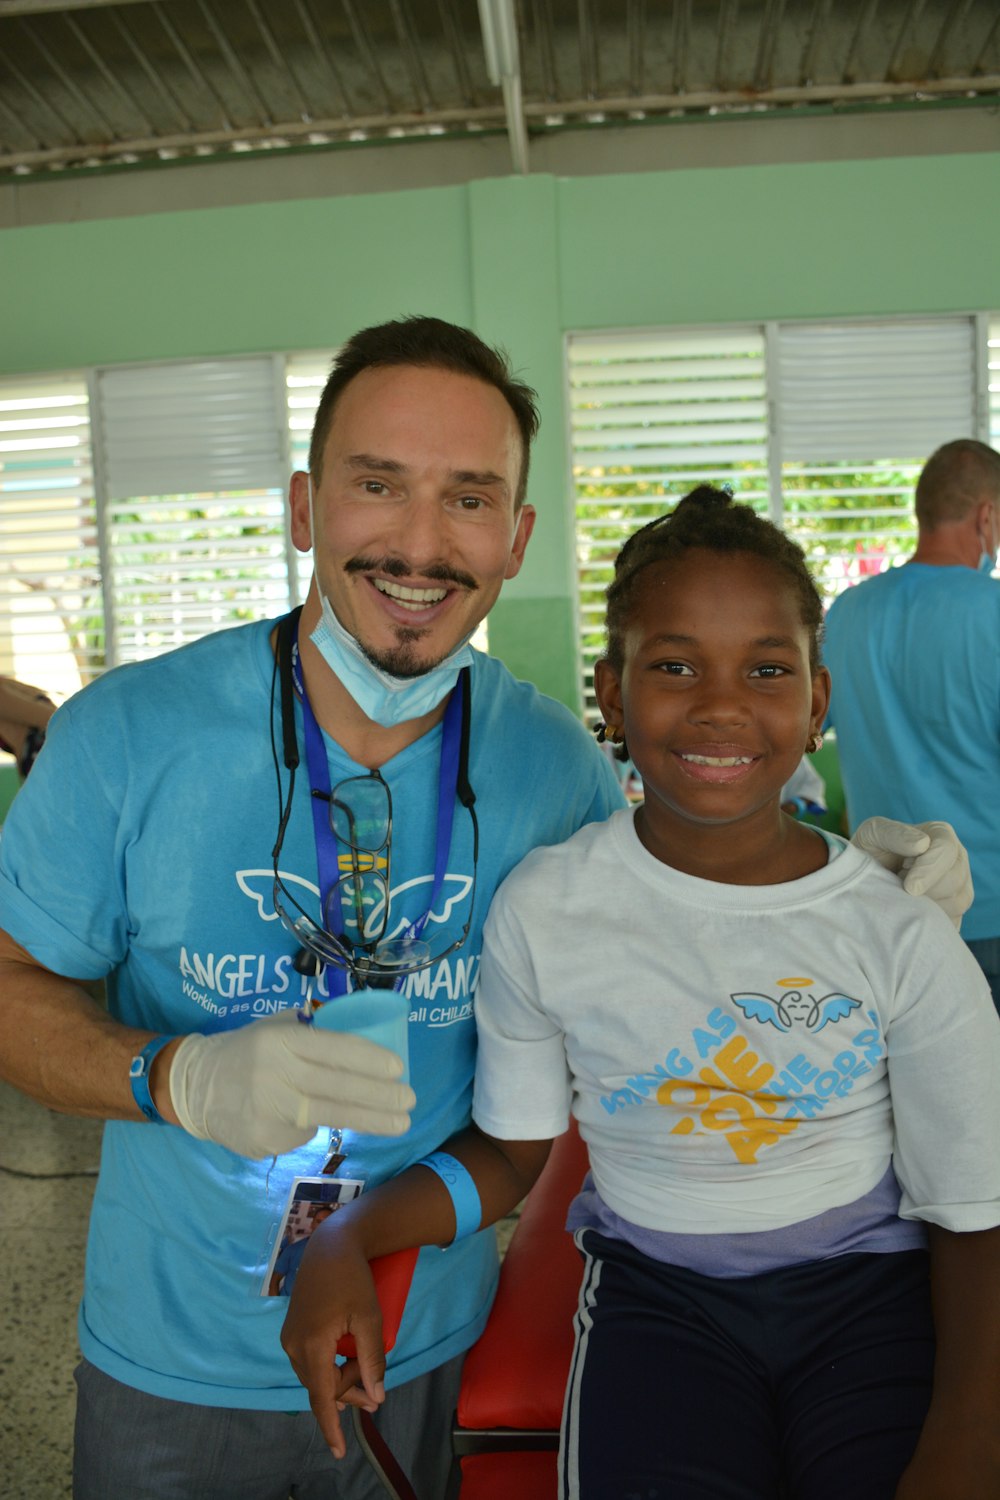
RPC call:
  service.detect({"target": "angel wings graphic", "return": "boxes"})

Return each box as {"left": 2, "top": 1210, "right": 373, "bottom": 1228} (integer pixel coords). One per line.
{"left": 730, "top": 989, "right": 861, "bottom": 1033}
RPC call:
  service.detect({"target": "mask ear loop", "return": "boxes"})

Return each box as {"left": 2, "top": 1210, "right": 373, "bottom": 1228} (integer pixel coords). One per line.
{"left": 267, "top": 607, "right": 323, "bottom": 1193}
{"left": 270, "top": 605, "right": 317, "bottom": 977}
{"left": 278, "top": 607, "right": 302, "bottom": 774}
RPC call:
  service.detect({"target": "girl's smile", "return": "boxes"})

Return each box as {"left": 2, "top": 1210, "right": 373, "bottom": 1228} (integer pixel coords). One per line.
{"left": 675, "top": 748, "right": 760, "bottom": 783}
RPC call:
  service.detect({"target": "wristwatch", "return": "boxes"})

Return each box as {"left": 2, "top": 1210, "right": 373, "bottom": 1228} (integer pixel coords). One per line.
{"left": 129, "top": 1035, "right": 176, "bottom": 1123}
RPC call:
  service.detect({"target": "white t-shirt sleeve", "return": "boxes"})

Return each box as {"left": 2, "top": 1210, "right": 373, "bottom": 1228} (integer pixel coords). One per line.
{"left": 472, "top": 878, "right": 572, "bottom": 1142}
{"left": 887, "top": 903, "right": 1000, "bottom": 1232}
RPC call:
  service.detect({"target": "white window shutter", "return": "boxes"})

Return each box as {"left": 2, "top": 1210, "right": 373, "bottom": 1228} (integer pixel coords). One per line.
{"left": 285, "top": 350, "right": 335, "bottom": 601}
{"left": 95, "top": 358, "right": 288, "bottom": 500}
{"left": 569, "top": 326, "right": 769, "bottom": 723}
{"left": 775, "top": 317, "right": 976, "bottom": 597}
{"left": 285, "top": 350, "right": 334, "bottom": 477}
{"left": 0, "top": 372, "right": 102, "bottom": 697}
{"left": 775, "top": 320, "right": 976, "bottom": 464}
{"left": 94, "top": 357, "right": 292, "bottom": 663}
{"left": 989, "top": 316, "right": 1000, "bottom": 449}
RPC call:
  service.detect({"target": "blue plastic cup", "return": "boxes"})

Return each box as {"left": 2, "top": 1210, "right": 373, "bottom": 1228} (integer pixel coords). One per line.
{"left": 311, "top": 989, "right": 410, "bottom": 1083}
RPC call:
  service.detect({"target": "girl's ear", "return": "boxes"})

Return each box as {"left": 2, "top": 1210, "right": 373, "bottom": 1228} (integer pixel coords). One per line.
{"left": 594, "top": 657, "right": 624, "bottom": 734}
{"left": 810, "top": 665, "right": 832, "bottom": 739}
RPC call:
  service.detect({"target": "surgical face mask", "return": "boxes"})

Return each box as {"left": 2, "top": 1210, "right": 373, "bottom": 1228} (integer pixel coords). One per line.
{"left": 310, "top": 591, "right": 473, "bottom": 727}
{"left": 978, "top": 512, "right": 998, "bottom": 575}
{"left": 305, "top": 475, "right": 474, "bottom": 727}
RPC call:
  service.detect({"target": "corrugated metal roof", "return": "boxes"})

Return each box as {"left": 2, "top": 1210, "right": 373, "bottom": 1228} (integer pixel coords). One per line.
{"left": 0, "top": 0, "right": 997, "bottom": 178}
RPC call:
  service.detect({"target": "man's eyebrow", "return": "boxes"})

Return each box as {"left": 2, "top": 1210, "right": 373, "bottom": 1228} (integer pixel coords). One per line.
{"left": 343, "top": 453, "right": 407, "bottom": 473}
{"left": 451, "top": 468, "right": 508, "bottom": 490}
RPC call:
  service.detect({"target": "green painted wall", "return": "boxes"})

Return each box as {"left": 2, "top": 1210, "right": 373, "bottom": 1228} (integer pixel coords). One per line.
{"left": 0, "top": 186, "right": 473, "bottom": 368}
{"left": 3, "top": 151, "right": 998, "bottom": 709}
{"left": 556, "top": 154, "right": 1000, "bottom": 329}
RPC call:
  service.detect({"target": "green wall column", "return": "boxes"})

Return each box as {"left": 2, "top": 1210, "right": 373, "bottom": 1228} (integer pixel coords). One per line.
{"left": 467, "top": 175, "right": 581, "bottom": 712}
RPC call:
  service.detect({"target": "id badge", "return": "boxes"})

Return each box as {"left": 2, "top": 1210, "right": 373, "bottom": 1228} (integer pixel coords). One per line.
{"left": 259, "top": 1174, "right": 365, "bottom": 1298}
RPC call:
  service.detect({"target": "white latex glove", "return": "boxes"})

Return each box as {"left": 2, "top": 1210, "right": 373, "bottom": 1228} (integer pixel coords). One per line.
{"left": 169, "top": 1008, "right": 415, "bottom": 1159}
{"left": 851, "top": 817, "right": 973, "bottom": 930}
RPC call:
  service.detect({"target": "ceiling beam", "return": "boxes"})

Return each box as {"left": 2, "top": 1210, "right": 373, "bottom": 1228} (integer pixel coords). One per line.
{"left": 4, "top": 74, "right": 999, "bottom": 175}
{"left": 477, "top": 0, "right": 528, "bottom": 173}
{"left": 0, "top": 0, "right": 157, "bottom": 14}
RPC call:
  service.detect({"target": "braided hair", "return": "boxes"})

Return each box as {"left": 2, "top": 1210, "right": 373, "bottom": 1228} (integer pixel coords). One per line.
{"left": 604, "top": 485, "right": 824, "bottom": 675}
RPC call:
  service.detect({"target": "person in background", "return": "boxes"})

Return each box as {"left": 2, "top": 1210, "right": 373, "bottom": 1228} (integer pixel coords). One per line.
{"left": 0, "top": 675, "right": 55, "bottom": 777}
{"left": 824, "top": 438, "right": 1000, "bottom": 1013}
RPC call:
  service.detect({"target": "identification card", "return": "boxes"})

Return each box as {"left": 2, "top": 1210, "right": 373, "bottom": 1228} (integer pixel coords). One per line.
{"left": 259, "top": 1173, "right": 365, "bottom": 1298}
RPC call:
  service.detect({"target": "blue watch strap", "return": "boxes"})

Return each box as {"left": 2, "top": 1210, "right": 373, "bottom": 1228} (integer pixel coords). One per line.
{"left": 129, "top": 1035, "right": 177, "bottom": 1123}
{"left": 416, "top": 1151, "right": 482, "bottom": 1242}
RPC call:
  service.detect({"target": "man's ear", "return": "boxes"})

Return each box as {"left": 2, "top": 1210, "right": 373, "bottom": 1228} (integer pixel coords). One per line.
{"left": 289, "top": 471, "right": 313, "bottom": 554}
{"left": 503, "top": 505, "right": 536, "bottom": 581}
{"left": 593, "top": 657, "right": 624, "bottom": 734}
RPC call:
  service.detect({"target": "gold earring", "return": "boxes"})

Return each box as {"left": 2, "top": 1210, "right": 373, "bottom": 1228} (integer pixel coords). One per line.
{"left": 807, "top": 730, "right": 823, "bottom": 754}
{"left": 597, "top": 723, "right": 623, "bottom": 745}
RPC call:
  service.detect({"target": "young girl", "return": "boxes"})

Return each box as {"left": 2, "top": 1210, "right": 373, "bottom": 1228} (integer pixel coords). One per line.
{"left": 283, "top": 488, "right": 1000, "bottom": 1498}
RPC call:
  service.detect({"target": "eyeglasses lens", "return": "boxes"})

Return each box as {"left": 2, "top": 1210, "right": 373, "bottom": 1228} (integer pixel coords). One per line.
{"left": 329, "top": 776, "right": 390, "bottom": 852}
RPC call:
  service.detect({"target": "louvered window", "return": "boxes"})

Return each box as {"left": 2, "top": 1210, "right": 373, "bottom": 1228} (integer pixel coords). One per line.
{"left": 95, "top": 358, "right": 293, "bottom": 663}
{"left": 570, "top": 328, "right": 770, "bottom": 723}
{"left": 0, "top": 372, "right": 101, "bottom": 698}
{"left": 773, "top": 319, "right": 976, "bottom": 599}
{"left": 0, "top": 352, "right": 343, "bottom": 701}
{"left": 571, "top": 316, "right": 988, "bottom": 723}
{"left": 285, "top": 350, "right": 335, "bottom": 601}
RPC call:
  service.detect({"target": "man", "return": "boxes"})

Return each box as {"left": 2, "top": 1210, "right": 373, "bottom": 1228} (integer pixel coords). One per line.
{"left": 824, "top": 438, "right": 1000, "bottom": 1012}
{"left": 0, "top": 317, "right": 972, "bottom": 1500}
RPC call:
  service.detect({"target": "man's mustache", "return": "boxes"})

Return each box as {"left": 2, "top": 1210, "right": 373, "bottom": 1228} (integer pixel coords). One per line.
{"left": 345, "top": 556, "right": 479, "bottom": 592}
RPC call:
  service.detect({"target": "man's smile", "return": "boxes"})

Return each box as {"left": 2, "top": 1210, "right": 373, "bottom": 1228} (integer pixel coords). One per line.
{"left": 372, "top": 578, "right": 449, "bottom": 611}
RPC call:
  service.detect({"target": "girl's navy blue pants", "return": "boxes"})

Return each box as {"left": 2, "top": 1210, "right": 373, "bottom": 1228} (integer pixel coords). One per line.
{"left": 560, "top": 1232, "right": 935, "bottom": 1500}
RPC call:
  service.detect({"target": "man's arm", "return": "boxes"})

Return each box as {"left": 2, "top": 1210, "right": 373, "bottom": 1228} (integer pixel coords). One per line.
{"left": 280, "top": 1125, "right": 552, "bottom": 1457}
{"left": 0, "top": 927, "right": 415, "bottom": 1150}
{"left": 894, "top": 1225, "right": 1000, "bottom": 1500}
{"left": 0, "top": 928, "right": 164, "bottom": 1120}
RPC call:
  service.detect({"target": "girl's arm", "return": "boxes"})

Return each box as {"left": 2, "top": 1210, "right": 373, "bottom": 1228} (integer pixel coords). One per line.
{"left": 280, "top": 1123, "right": 552, "bottom": 1456}
{"left": 895, "top": 1224, "right": 1000, "bottom": 1500}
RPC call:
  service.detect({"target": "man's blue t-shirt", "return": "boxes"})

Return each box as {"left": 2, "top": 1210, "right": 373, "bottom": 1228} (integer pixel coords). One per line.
{"left": 824, "top": 563, "right": 1000, "bottom": 941}
{"left": 0, "top": 618, "right": 622, "bottom": 1408}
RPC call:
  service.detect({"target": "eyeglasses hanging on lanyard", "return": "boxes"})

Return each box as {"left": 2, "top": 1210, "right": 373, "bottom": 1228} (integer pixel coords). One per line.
{"left": 269, "top": 608, "right": 479, "bottom": 990}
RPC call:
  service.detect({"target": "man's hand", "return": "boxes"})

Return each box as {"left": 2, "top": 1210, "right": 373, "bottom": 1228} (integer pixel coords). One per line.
{"left": 167, "top": 1008, "right": 415, "bottom": 1158}
{"left": 281, "top": 1232, "right": 387, "bottom": 1457}
{"left": 851, "top": 818, "right": 973, "bottom": 929}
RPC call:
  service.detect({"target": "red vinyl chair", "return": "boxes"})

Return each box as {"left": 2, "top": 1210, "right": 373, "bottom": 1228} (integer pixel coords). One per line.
{"left": 346, "top": 1122, "right": 589, "bottom": 1500}
{"left": 447, "top": 1122, "right": 588, "bottom": 1498}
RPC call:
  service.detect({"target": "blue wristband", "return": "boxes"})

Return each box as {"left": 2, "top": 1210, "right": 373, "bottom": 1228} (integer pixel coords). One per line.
{"left": 417, "top": 1151, "right": 482, "bottom": 1241}
{"left": 129, "top": 1035, "right": 177, "bottom": 1123}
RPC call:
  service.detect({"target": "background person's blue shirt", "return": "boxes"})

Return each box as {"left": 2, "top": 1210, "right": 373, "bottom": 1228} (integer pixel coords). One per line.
{"left": 823, "top": 563, "right": 1000, "bottom": 942}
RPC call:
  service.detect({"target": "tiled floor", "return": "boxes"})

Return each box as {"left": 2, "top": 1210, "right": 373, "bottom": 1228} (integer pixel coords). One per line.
{"left": 0, "top": 1080, "right": 521, "bottom": 1499}
{"left": 0, "top": 1079, "right": 102, "bottom": 1500}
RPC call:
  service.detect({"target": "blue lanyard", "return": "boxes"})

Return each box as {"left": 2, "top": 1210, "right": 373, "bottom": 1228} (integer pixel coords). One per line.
{"left": 292, "top": 645, "right": 464, "bottom": 993}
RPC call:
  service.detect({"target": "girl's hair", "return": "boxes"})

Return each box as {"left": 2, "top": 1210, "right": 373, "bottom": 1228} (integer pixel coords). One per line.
{"left": 604, "top": 484, "right": 825, "bottom": 674}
